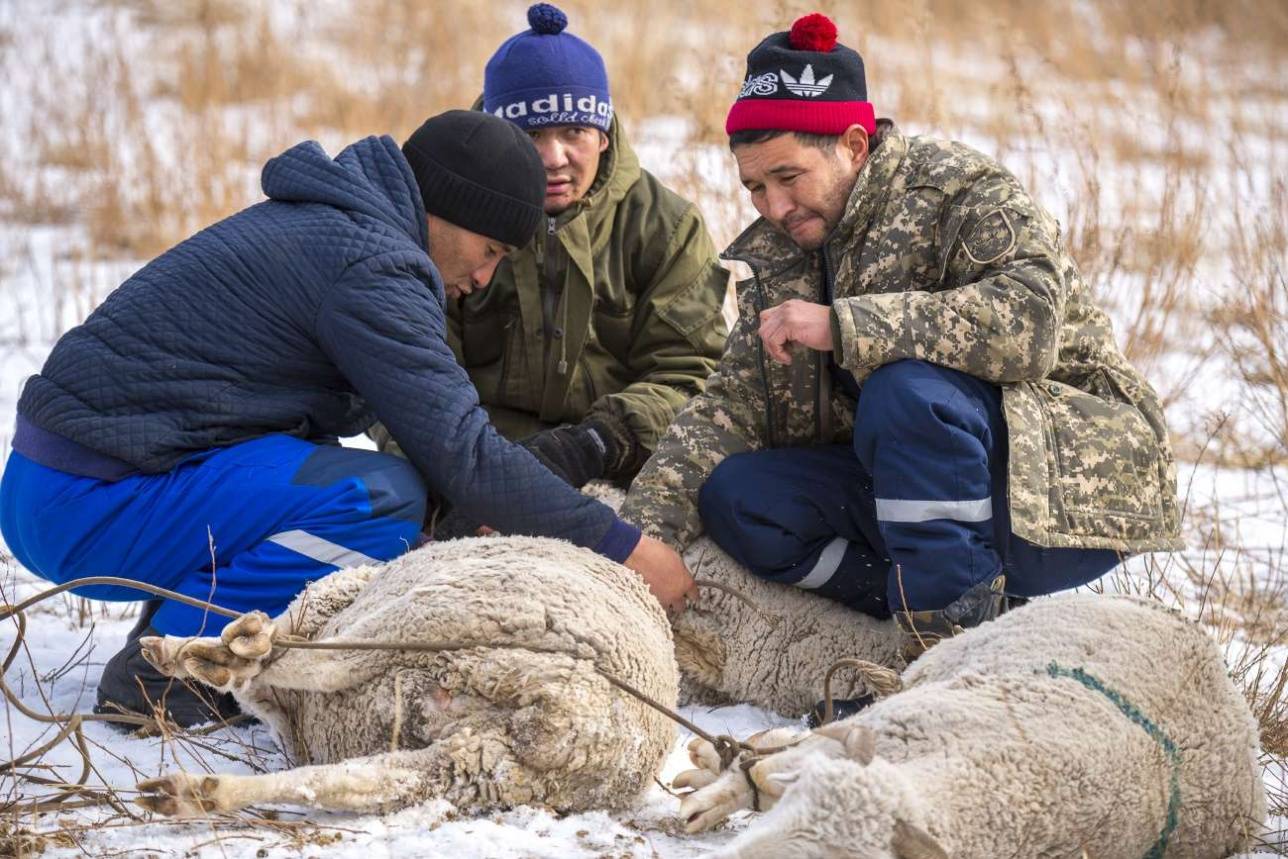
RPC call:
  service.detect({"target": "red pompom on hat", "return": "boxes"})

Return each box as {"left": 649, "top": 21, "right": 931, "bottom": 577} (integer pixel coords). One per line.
{"left": 726, "top": 13, "right": 875, "bottom": 137}
{"left": 788, "top": 13, "right": 838, "bottom": 52}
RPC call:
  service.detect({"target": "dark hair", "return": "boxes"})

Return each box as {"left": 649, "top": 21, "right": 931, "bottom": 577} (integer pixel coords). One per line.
{"left": 728, "top": 129, "right": 842, "bottom": 152}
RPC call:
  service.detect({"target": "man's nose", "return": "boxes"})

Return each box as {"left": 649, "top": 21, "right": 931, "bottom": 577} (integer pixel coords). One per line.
{"left": 764, "top": 186, "right": 795, "bottom": 224}
{"left": 472, "top": 257, "right": 502, "bottom": 288}
{"left": 538, "top": 140, "right": 569, "bottom": 171}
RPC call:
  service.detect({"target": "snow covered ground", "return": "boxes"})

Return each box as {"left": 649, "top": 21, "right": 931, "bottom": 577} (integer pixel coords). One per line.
{"left": 3, "top": 509, "right": 1284, "bottom": 858}
{"left": 0, "top": 569, "right": 796, "bottom": 857}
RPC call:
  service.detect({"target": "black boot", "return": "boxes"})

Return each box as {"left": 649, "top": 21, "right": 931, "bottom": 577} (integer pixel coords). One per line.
{"left": 895, "top": 574, "right": 1011, "bottom": 662}
{"left": 804, "top": 692, "right": 875, "bottom": 729}
{"left": 94, "top": 601, "right": 242, "bottom": 729}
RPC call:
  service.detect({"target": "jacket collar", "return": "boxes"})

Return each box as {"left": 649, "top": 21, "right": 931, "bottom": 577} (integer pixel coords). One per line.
{"left": 829, "top": 120, "right": 905, "bottom": 253}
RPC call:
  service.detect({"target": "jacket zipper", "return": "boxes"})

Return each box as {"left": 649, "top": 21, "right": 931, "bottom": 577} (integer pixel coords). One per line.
{"left": 541, "top": 217, "right": 565, "bottom": 374}
{"left": 752, "top": 273, "right": 778, "bottom": 448}
{"left": 818, "top": 248, "right": 837, "bottom": 442}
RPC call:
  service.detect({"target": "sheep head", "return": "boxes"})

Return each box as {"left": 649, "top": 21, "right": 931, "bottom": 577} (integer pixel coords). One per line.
{"left": 694, "top": 723, "right": 949, "bottom": 859}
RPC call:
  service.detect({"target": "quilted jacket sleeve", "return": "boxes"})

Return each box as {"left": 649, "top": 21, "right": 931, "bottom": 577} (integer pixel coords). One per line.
{"left": 316, "top": 251, "right": 639, "bottom": 560}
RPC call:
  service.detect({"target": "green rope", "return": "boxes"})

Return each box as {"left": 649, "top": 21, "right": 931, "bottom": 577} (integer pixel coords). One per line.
{"left": 1043, "top": 662, "right": 1181, "bottom": 859}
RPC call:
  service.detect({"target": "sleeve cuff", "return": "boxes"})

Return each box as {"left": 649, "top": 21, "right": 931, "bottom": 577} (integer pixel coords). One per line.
{"left": 593, "top": 517, "right": 643, "bottom": 564}
{"left": 830, "top": 306, "right": 847, "bottom": 367}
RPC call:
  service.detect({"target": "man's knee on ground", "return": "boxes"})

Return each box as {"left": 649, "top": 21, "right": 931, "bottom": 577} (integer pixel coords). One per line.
{"left": 295, "top": 445, "right": 428, "bottom": 525}
{"left": 853, "top": 360, "right": 990, "bottom": 456}
{"left": 697, "top": 453, "right": 758, "bottom": 535}
{"left": 367, "top": 453, "right": 429, "bottom": 524}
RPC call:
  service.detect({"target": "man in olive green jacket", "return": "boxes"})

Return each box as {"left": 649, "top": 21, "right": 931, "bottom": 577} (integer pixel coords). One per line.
{"left": 375, "top": 4, "right": 728, "bottom": 495}
{"left": 448, "top": 108, "right": 728, "bottom": 487}
{"left": 622, "top": 14, "right": 1181, "bottom": 652}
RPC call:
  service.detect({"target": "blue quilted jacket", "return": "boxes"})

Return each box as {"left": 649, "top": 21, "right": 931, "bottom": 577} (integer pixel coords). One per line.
{"left": 15, "top": 136, "right": 635, "bottom": 557}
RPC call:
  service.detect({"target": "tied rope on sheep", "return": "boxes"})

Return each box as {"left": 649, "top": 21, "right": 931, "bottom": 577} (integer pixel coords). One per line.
{"left": 0, "top": 574, "right": 771, "bottom": 813}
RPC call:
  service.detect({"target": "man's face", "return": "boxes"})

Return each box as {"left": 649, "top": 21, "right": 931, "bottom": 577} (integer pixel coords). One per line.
{"left": 425, "top": 214, "right": 514, "bottom": 299}
{"left": 733, "top": 128, "right": 869, "bottom": 252}
{"left": 527, "top": 125, "right": 610, "bottom": 215}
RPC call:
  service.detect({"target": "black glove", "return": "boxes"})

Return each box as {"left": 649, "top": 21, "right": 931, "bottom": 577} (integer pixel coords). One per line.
{"left": 520, "top": 421, "right": 614, "bottom": 489}
{"left": 592, "top": 413, "right": 645, "bottom": 483}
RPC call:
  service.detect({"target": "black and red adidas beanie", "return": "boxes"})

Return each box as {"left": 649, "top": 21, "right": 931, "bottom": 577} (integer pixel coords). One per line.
{"left": 725, "top": 13, "right": 875, "bottom": 137}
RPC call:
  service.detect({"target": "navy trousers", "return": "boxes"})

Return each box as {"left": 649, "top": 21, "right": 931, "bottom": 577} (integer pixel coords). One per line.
{"left": 698, "top": 360, "right": 1120, "bottom": 615}
{"left": 0, "top": 435, "right": 426, "bottom": 635}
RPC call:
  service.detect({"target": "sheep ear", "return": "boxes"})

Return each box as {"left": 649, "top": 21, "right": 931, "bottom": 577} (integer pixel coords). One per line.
{"left": 812, "top": 721, "right": 851, "bottom": 743}
{"left": 815, "top": 722, "right": 878, "bottom": 765}
{"left": 767, "top": 770, "right": 800, "bottom": 787}
{"left": 892, "top": 820, "right": 950, "bottom": 859}
{"left": 843, "top": 725, "right": 876, "bottom": 765}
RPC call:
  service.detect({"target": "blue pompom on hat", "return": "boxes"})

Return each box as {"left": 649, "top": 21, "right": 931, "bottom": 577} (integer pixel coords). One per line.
{"left": 484, "top": 3, "right": 613, "bottom": 133}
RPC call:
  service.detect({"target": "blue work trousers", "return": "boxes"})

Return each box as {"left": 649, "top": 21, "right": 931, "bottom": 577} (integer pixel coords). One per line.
{"left": 0, "top": 434, "right": 426, "bottom": 635}
{"left": 698, "top": 360, "right": 1120, "bottom": 615}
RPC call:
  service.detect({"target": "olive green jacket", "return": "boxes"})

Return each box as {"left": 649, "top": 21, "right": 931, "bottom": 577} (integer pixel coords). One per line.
{"left": 378, "top": 115, "right": 729, "bottom": 479}
{"left": 622, "top": 122, "right": 1181, "bottom": 554}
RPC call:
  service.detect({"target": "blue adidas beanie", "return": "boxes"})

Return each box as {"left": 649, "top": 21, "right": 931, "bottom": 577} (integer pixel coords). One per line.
{"left": 483, "top": 3, "right": 613, "bottom": 133}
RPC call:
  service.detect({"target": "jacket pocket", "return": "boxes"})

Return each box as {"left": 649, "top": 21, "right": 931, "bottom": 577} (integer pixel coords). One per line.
{"left": 1032, "top": 380, "right": 1164, "bottom": 528}
{"left": 592, "top": 298, "right": 634, "bottom": 362}
{"left": 656, "top": 265, "right": 730, "bottom": 345}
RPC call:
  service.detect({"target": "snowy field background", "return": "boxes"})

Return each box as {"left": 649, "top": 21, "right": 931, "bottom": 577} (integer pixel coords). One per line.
{"left": 2, "top": 0, "right": 1287, "bottom": 856}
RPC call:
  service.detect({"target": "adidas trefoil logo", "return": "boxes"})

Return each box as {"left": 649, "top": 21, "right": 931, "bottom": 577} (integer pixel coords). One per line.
{"left": 780, "top": 64, "right": 833, "bottom": 98}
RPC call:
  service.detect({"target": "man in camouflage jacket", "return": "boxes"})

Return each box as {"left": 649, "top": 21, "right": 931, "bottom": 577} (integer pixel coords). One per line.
{"left": 378, "top": 4, "right": 728, "bottom": 494}
{"left": 621, "top": 13, "right": 1180, "bottom": 648}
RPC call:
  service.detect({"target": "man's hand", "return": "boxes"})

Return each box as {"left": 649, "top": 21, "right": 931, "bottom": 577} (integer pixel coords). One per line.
{"left": 520, "top": 423, "right": 609, "bottom": 488}
{"left": 758, "top": 299, "right": 834, "bottom": 365}
{"left": 623, "top": 534, "right": 696, "bottom": 614}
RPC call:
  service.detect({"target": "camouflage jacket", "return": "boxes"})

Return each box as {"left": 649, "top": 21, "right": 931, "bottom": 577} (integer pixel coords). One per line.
{"left": 622, "top": 122, "right": 1181, "bottom": 554}
{"left": 373, "top": 115, "right": 730, "bottom": 478}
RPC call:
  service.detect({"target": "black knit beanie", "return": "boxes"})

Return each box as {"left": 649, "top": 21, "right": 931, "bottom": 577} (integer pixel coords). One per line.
{"left": 401, "top": 110, "right": 545, "bottom": 247}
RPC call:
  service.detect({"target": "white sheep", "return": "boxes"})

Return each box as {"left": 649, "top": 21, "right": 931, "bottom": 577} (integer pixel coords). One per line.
{"left": 586, "top": 483, "right": 906, "bottom": 716}
{"left": 133, "top": 535, "right": 678, "bottom": 816}
{"left": 675, "top": 594, "right": 1266, "bottom": 859}
{"left": 675, "top": 538, "right": 905, "bottom": 716}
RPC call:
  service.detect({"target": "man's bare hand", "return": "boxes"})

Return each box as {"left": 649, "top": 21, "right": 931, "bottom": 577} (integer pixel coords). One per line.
{"left": 758, "top": 299, "right": 834, "bottom": 365}
{"left": 624, "top": 534, "right": 696, "bottom": 614}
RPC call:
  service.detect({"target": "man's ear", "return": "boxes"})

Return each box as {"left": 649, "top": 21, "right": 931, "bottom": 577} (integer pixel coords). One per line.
{"left": 598, "top": 129, "right": 610, "bottom": 153}
{"left": 838, "top": 124, "right": 870, "bottom": 170}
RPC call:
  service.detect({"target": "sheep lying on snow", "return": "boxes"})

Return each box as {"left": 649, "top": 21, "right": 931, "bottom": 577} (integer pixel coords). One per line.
{"left": 134, "top": 535, "right": 678, "bottom": 816}
{"left": 675, "top": 594, "right": 1266, "bottom": 859}
{"left": 675, "top": 538, "right": 904, "bottom": 715}
{"left": 587, "top": 484, "right": 906, "bottom": 717}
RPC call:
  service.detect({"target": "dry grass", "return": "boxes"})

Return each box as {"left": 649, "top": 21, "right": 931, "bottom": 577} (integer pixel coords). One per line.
{"left": 1210, "top": 178, "right": 1288, "bottom": 467}
{"left": 7, "top": 0, "right": 1283, "bottom": 248}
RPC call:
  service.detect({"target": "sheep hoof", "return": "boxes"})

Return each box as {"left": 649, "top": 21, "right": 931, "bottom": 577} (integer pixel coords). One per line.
{"left": 686, "top": 736, "right": 724, "bottom": 773}
{"left": 221, "top": 611, "right": 276, "bottom": 659}
{"left": 678, "top": 775, "right": 753, "bottom": 832}
{"left": 139, "top": 612, "right": 275, "bottom": 691}
{"left": 175, "top": 640, "right": 264, "bottom": 690}
{"left": 138, "top": 636, "right": 183, "bottom": 678}
{"left": 135, "top": 773, "right": 224, "bottom": 816}
{"left": 671, "top": 767, "right": 719, "bottom": 791}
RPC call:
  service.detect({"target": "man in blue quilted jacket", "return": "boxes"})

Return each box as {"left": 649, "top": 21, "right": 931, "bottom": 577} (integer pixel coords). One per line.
{"left": 0, "top": 110, "right": 693, "bottom": 727}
